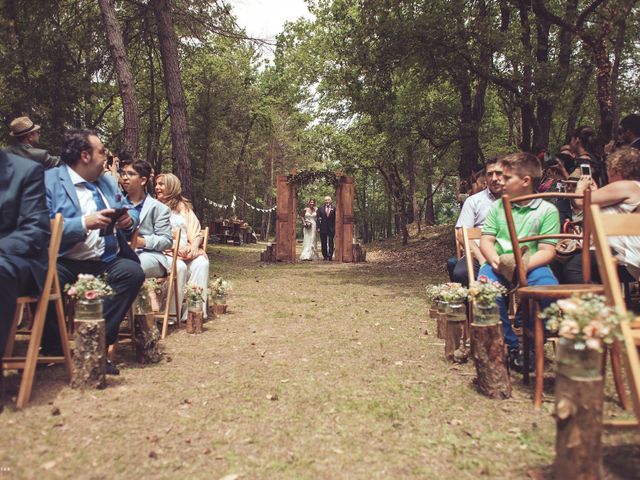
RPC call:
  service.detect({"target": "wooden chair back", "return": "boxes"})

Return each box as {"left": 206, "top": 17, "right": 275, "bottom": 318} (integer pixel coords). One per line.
{"left": 129, "top": 227, "right": 140, "bottom": 250}
{"left": 590, "top": 204, "right": 640, "bottom": 428}
{"left": 2, "top": 213, "right": 72, "bottom": 408}
{"left": 462, "top": 227, "right": 482, "bottom": 286}
{"left": 503, "top": 190, "right": 592, "bottom": 287}
{"left": 202, "top": 227, "right": 210, "bottom": 253}
{"left": 160, "top": 228, "right": 182, "bottom": 339}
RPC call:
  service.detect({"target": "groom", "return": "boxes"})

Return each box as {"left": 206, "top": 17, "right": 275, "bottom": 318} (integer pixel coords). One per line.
{"left": 317, "top": 196, "right": 336, "bottom": 260}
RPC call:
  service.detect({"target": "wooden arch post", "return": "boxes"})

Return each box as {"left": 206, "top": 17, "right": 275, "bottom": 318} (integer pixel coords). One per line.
{"left": 273, "top": 173, "right": 355, "bottom": 263}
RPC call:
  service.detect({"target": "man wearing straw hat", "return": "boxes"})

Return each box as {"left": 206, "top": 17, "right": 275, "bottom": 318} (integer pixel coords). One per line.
{"left": 4, "top": 116, "right": 60, "bottom": 169}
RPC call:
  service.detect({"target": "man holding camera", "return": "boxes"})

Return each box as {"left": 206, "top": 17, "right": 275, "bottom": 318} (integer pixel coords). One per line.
{"left": 42, "top": 129, "right": 144, "bottom": 374}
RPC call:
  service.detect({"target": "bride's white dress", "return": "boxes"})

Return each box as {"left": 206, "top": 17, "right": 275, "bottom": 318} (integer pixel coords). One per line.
{"left": 300, "top": 210, "right": 319, "bottom": 261}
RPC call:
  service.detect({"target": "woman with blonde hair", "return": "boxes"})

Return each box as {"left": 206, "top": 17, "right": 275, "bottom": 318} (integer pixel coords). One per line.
{"left": 155, "top": 173, "right": 210, "bottom": 319}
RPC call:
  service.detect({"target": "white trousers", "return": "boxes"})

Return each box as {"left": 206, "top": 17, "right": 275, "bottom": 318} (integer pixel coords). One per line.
{"left": 169, "top": 255, "right": 210, "bottom": 320}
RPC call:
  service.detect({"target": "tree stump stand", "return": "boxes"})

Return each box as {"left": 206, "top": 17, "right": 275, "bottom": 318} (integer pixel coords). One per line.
{"left": 553, "top": 373, "right": 604, "bottom": 479}
{"left": 445, "top": 319, "right": 464, "bottom": 361}
{"left": 470, "top": 323, "right": 511, "bottom": 399}
{"left": 214, "top": 303, "right": 228, "bottom": 316}
{"left": 186, "top": 309, "right": 203, "bottom": 334}
{"left": 352, "top": 243, "right": 366, "bottom": 262}
{"left": 72, "top": 318, "right": 106, "bottom": 389}
{"left": 436, "top": 312, "right": 447, "bottom": 339}
{"left": 260, "top": 243, "right": 277, "bottom": 262}
{"left": 134, "top": 314, "right": 162, "bottom": 363}
{"left": 429, "top": 307, "right": 438, "bottom": 320}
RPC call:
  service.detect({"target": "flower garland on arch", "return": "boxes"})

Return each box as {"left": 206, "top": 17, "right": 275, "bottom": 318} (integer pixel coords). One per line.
{"left": 286, "top": 169, "right": 343, "bottom": 187}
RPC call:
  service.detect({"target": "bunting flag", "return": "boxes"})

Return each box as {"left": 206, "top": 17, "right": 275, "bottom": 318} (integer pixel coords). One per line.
{"left": 204, "top": 195, "right": 276, "bottom": 213}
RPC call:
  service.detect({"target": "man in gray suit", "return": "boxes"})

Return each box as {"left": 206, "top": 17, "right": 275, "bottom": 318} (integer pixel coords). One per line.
{"left": 4, "top": 116, "right": 60, "bottom": 169}
{"left": 121, "top": 160, "right": 172, "bottom": 276}
{"left": 0, "top": 150, "right": 50, "bottom": 406}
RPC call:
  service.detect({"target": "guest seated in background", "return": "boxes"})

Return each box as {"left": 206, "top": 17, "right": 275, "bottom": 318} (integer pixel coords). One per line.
{"left": 0, "top": 150, "right": 50, "bottom": 375}
{"left": 564, "top": 146, "right": 640, "bottom": 282}
{"left": 42, "top": 129, "right": 144, "bottom": 375}
{"left": 121, "top": 160, "right": 172, "bottom": 278}
{"left": 619, "top": 113, "right": 640, "bottom": 150}
{"left": 3, "top": 116, "right": 61, "bottom": 169}
{"left": 570, "top": 125, "right": 607, "bottom": 187}
{"left": 155, "top": 173, "right": 210, "bottom": 320}
{"left": 479, "top": 153, "right": 560, "bottom": 371}
{"left": 447, "top": 156, "right": 504, "bottom": 286}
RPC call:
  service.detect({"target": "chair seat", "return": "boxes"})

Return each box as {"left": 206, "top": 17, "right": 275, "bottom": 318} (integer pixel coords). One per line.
{"left": 518, "top": 284, "right": 604, "bottom": 300}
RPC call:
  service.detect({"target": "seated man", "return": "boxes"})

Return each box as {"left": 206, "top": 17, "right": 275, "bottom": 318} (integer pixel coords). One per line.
{"left": 42, "top": 129, "right": 145, "bottom": 375}
{"left": 447, "top": 156, "right": 504, "bottom": 286}
{"left": 3, "top": 116, "right": 61, "bottom": 169}
{"left": 0, "top": 150, "right": 50, "bottom": 403}
{"left": 479, "top": 152, "right": 560, "bottom": 371}
{"left": 120, "top": 160, "right": 173, "bottom": 277}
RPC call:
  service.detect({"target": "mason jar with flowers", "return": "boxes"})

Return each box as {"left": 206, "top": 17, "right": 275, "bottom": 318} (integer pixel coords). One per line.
{"left": 184, "top": 283, "right": 205, "bottom": 314}
{"left": 469, "top": 275, "right": 507, "bottom": 325}
{"left": 210, "top": 277, "right": 232, "bottom": 315}
{"left": 65, "top": 273, "right": 114, "bottom": 320}
{"left": 440, "top": 283, "right": 469, "bottom": 322}
{"left": 426, "top": 284, "right": 446, "bottom": 318}
{"left": 541, "top": 293, "right": 626, "bottom": 379}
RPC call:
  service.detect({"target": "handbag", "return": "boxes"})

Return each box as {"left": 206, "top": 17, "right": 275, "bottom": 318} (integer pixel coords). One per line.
{"left": 554, "top": 219, "right": 583, "bottom": 263}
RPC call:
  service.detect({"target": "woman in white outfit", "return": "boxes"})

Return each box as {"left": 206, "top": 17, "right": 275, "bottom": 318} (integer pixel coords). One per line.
{"left": 299, "top": 199, "right": 319, "bottom": 261}
{"left": 155, "top": 173, "right": 210, "bottom": 319}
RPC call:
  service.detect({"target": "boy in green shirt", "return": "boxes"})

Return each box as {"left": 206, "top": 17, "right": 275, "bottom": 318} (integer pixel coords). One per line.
{"left": 479, "top": 152, "right": 560, "bottom": 371}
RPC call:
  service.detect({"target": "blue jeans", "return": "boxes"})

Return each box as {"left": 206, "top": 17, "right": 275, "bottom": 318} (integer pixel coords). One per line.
{"left": 478, "top": 264, "right": 558, "bottom": 349}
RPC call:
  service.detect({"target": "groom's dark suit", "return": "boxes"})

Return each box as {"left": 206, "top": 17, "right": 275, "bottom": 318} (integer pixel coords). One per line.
{"left": 317, "top": 204, "right": 336, "bottom": 260}
{"left": 0, "top": 151, "right": 50, "bottom": 356}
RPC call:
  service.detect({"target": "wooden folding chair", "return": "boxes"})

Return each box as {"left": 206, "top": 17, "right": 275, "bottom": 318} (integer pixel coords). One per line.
{"left": 202, "top": 226, "right": 210, "bottom": 252}
{"left": 461, "top": 227, "right": 482, "bottom": 341}
{"left": 155, "top": 229, "right": 182, "bottom": 339}
{"left": 590, "top": 205, "right": 640, "bottom": 428}
{"left": 2, "top": 214, "right": 72, "bottom": 408}
{"left": 502, "top": 190, "right": 626, "bottom": 409}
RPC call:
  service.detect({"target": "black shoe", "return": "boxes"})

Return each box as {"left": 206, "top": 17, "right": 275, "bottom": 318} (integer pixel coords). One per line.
{"left": 40, "top": 344, "right": 64, "bottom": 357}
{"left": 106, "top": 361, "right": 120, "bottom": 376}
{"left": 509, "top": 347, "right": 534, "bottom": 373}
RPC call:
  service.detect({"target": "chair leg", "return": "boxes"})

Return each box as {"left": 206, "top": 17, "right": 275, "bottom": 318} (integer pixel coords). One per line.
{"left": 533, "top": 302, "right": 544, "bottom": 410}
{"left": 54, "top": 276, "right": 73, "bottom": 382}
{"left": 522, "top": 298, "right": 531, "bottom": 386}
{"left": 4, "top": 303, "right": 25, "bottom": 359}
{"left": 610, "top": 341, "right": 630, "bottom": 411}
{"left": 161, "top": 275, "right": 175, "bottom": 340}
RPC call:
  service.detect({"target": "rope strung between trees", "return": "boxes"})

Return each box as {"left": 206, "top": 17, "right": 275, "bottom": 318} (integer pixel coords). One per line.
{"left": 204, "top": 195, "right": 276, "bottom": 213}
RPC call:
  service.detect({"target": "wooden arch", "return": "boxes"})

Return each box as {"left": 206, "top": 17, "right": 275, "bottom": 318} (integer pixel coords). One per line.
{"left": 275, "top": 172, "right": 355, "bottom": 263}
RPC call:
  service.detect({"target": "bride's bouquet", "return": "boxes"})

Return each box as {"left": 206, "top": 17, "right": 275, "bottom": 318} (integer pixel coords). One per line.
{"left": 304, "top": 220, "right": 312, "bottom": 229}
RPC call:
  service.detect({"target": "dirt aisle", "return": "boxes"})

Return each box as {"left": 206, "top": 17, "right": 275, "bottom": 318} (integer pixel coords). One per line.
{"left": 1, "top": 244, "right": 636, "bottom": 479}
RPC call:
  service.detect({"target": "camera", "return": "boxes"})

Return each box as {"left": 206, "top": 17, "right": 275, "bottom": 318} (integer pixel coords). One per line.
{"left": 580, "top": 163, "right": 592, "bottom": 176}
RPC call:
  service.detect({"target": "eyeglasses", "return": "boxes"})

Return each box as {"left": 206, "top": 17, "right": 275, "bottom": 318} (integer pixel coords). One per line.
{"left": 119, "top": 170, "right": 139, "bottom": 178}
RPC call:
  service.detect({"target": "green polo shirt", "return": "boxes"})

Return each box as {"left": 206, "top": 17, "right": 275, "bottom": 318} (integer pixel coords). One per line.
{"left": 482, "top": 198, "right": 560, "bottom": 256}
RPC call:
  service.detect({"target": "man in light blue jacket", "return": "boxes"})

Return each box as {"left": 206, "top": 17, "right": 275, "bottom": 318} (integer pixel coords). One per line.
{"left": 43, "top": 130, "right": 144, "bottom": 374}
{"left": 121, "top": 160, "right": 172, "bottom": 277}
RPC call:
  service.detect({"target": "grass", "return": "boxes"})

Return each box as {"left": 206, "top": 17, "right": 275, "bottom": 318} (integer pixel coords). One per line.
{"left": 0, "top": 241, "right": 638, "bottom": 479}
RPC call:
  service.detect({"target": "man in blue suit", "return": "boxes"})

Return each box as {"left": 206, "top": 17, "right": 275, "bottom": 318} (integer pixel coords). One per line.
{"left": 0, "top": 152, "right": 50, "bottom": 357}
{"left": 43, "top": 129, "right": 144, "bottom": 375}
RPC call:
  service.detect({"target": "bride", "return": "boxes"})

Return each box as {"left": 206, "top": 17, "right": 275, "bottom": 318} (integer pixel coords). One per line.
{"left": 300, "top": 199, "right": 319, "bottom": 261}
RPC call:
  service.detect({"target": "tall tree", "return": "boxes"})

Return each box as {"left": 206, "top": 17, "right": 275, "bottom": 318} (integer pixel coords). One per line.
{"left": 151, "top": 0, "right": 193, "bottom": 199}
{"left": 98, "top": 0, "right": 140, "bottom": 157}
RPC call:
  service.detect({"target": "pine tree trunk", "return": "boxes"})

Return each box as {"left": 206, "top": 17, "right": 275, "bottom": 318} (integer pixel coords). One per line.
{"left": 98, "top": 0, "right": 140, "bottom": 157}
{"left": 151, "top": 0, "right": 193, "bottom": 199}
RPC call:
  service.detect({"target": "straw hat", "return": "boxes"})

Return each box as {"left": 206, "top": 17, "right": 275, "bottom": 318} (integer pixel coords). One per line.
{"left": 9, "top": 116, "right": 40, "bottom": 137}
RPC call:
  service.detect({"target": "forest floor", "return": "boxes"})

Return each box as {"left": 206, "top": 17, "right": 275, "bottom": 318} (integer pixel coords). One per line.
{"left": 1, "top": 228, "right": 639, "bottom": 479}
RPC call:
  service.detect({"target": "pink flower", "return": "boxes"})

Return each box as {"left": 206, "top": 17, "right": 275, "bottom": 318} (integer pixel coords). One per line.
{"left": 478, "top": 275, "right": 489, "bottom": 284}
{"left": 84, "top": 290, "right": 97, "bottom": 300}
{"left": 67, "top": 287, "right": 77, "bottom": 297}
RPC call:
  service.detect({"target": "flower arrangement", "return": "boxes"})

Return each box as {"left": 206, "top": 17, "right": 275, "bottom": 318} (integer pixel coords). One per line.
{"left": 438, "top": 282, "right": 469, "bottom": 304}
{"left": 210, "top": 277, "right": 232, "bottom": 298}
{"left": 469, "top": 275, "right": 507, "bottom": 305}
{"left": 304, "top": 220, "right": 312, "bottom": 229}
{"left": 541, "top": 293, "right": 626, "bottom": 351}
{"left": 184, "top": 283, "right": 205, "bottom": 303}
{"left": 65, "top": 273, "right": 113, "bottom": 301}
{"left": 425, "top": 284, "right": 444, "bottom": 303}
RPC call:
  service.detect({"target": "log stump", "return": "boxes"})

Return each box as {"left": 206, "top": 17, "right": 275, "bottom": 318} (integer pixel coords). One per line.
{"left": 72, "top": 319, "right": 106, "bottom": 389}
{"left": 429, "top": 308, "right": 438, "bottom": 320}
{"left": 445, "top": 320, "right": 464, "bottom": 361}
{"left": 261, "top": 243, "right": 277, "bottom": 262}
{"left": 214, "top": 303, "right": 228, "bottom": 316}
{"left": 352, "top": 243, "right": 367, "bottom": 262}
{"left": 470, "top": 323, "right": 511, "bottom": 399}
{"left": 186, "top": 309, "right": 203, "bottom": 334}
{"left": 553, "top": 373, "right": 604, "bottom": 480}
{"left": 134, "top": 314, "right": 162, "bottom": 363}
{"left": 436, "top": 312, "right": 447, "bottom": 339}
